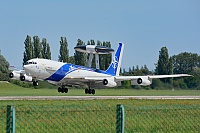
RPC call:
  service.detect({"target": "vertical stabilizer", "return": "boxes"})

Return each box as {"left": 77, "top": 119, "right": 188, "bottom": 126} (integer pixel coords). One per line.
{"left": 106, "top": 43, "right": 124, "bottom": 76}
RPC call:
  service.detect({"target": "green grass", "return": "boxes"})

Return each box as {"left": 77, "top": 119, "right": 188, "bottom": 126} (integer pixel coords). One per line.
{"left": 0, "top": 82, "right": 200, "bottom": 96}
{"left": 0, "top": 83, "right": 200, "bottom": 133}
{"left": 0, "top": 99, "right": 200, "bottom": 132}
{"left": 0, "top": 82, "right": 199, "bottom": 132}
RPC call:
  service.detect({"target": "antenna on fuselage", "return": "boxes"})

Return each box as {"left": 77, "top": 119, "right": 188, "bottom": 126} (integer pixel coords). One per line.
{"left": 74, "top": 45, "right": 114, "bottom": 69}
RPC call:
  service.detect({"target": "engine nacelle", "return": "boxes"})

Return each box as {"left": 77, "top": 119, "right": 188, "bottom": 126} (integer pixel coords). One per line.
{"left": 9, "top": 71, "right": 20, "bottom": 80}
{"left": 9, "top": 71, "right": 32, "bottom": 82}
{"left": 102, "top": 78, "right": 117, "bottom": 87}
{"left": 20, "top": 74, "right": 32, "bottom": 82}
{"left": 131, "top": 77, "right": 152, "bottom": 86}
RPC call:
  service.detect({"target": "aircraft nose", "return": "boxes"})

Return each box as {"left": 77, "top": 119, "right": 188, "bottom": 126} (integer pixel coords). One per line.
{"left": 23, "top": 64, "right": 30, "bottom": 71}
{"left": 24, "top": 64, "right": 34, "bottom": 76}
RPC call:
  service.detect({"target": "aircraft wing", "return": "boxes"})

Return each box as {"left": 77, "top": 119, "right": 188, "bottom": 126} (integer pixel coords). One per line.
{"left": 115, "top": 74, "right": 192, "bottom": 81}
{"left": 114, "top": 74, "right": 192, "bottom": 86}
{"left": 60, "top": 74, "right": 191, "bottom": 82}
{"left": 148, "top": 74, "right": 192, "bottom": 79}
{"left": 51, "top": 74, "right": 191, "bottom": 88}
{"left": 57, "top": 76, "right": 111, "bottom": 88}
{"left": 84, "top": 77, "right": 110, "bottom": 81}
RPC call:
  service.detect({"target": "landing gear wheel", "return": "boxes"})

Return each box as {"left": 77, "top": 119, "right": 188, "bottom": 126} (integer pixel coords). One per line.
{"left": 64, "top": 88, "right": 68, "bottom": 93}
{"left": 91, "top": 89, "right": 95, "bottom": 95}
{"left": 61, "top": 88, "right": 64, "bottom": 93}
{"left": 85, "top": 88, "right": 95, "bottom": 95}
{"left": 88, "top": 89, "right": 92, "bottom": 94}
{"left": 58, "top": 86, "right": 68, "bottom": 93}
{"left": 85, "top": 89, "right": 89, "bottom": 94}
{"left": 58, "top": 87, "right": 61, "bottom": 92}
{"left": 33, "top": 81, "right": 38, "bottom": 86}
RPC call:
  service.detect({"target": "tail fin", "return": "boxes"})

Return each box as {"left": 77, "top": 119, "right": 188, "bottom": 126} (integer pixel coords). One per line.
{"left": 106, "top": 43, "right": 124, "bottom": 76}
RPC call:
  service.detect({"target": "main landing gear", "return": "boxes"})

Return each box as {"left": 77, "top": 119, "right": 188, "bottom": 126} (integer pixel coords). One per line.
{"left": 85, "top": 88, "right": 95, "bottom": 95}
{"left": 33, "top": 80, "right": 39, "bottom": 86}
{"left": 58, "top": 86, "right": 68, "bottom": 93}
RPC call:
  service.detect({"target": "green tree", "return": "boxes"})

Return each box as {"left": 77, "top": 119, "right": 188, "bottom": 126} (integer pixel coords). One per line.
{"left": 23, "top": 35, "right": 33, "bottom": 65}
{"left": 58, "top": 37, "right": 69, "bottom": 62}
{"left": 155, "top": 46, "right": 173, "bottom": 83}
{"left": 184, "top": 67, "right": 200, "bottom": 89}
{"left": 136, "top": 65, "right": 139, "bottom": 71}
{"left": 33, "top": 36, "right": 42, "bottom": 58}
{"left": 104, "top": 41, "right": 112, "bottom": 70}
{"left": 121, "top": 80, "right": 131, "bottom": 88}
{"left": 128, "top": 67, "right": 132, "bottom": 74}
{"left": 74, "top": 39, "right": 86, "bottom": 66}
{"left": 172, "top": 52, "right": 199, "bottom": 74}
{"left": 41, "top": 38, "right": 51, "bottom": 59}
{"left": 68, "top": 56, "right": 75, "bottom": 64}
{"left": 87, "top": 39, "right": 95, "bottom": 45}
{"left": 155, "top": 47, "right": 169, "bottom": 75}
{"left": 141, "top": 65, "right": 151, "bottom": 75}
{"left": 0, "top": 53, "right": 10, "bottom": 81}
{"left": 46, "top": 44, "right": 51, "bottom": 59}
{"left": 171, "top": 52, "right": 200, "bottom": 90}
{"left": 168, "top": 57, "right": 173, "bottom": 84}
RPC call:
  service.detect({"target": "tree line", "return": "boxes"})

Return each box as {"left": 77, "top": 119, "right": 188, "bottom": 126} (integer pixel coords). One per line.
{"left": 121, "top": 47, "right": 200, "bottom": 90}
{"left": 0, "top": 35, "right": 200, "bottom": 90}
{"left": 23, "top": 35, "right": 112, "bottom": 70}
{"left": 0, "top": 52, "right": 10, "bottom": 81}
{"left": 23, "top": 35, "right": 51, "bottom": 65}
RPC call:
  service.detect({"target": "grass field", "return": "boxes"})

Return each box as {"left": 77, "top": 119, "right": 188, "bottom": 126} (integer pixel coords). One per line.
{"left": 0, "top": 82, "right": 200, "bottom": 96}
{"left": 0, "top": 83, "right": 200, "bottom": 133}
{"left": 0, "top": 82, "right": 199, "bottom": 132}
{"left": 0, "top": 99, "right": 200, "bottom": 132}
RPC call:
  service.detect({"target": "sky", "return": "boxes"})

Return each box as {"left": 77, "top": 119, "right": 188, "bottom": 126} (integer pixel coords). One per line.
{"left": 0, "top": 0, "right": 200, "bottom": 71}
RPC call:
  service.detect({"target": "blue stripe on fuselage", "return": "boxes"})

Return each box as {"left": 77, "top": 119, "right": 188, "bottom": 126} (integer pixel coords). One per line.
{"left": 45, "top": 64, "right": 76, "bottom": 81}
{"left": 45, "top": 63, "right": 112, "bottom": 82}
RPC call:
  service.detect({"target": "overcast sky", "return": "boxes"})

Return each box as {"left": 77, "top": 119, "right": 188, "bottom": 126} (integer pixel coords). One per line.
{"left": 0, "top": 0, "right": 199, "bottom": 71}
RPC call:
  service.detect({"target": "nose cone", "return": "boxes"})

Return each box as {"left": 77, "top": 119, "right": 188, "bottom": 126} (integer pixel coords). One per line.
{"left": 23, "top": 64, "right": 28, "bottom": 70}
{"left": 24, "top": 64, "right": 31, "bottom": 72}
{"left": 24, "top": 64, "right": 34, "bottom": 76}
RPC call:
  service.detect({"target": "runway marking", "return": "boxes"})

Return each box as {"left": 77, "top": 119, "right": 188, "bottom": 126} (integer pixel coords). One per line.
{"left": 0, "top": 96, "right": 199, "bottom": 100}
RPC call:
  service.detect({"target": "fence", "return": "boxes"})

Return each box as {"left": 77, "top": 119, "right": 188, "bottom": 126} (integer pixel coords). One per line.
{"left": 0, "top": 101, "right": 200, "bottom": 133}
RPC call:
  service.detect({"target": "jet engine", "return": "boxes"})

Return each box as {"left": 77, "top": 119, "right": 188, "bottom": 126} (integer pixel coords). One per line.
{"left": 19, "top": 74, "right": 32, "bottom": 82}
{"left": 9, "top": 71, "right": 20, "bottom": 80}
{"left": 131, "top": 77, "right": 152, "bottom": 86}
{"left": 9, "top": 71, "right": 32, "bottom": 82}
{"left": 102, "top": 78, "right": 117, "bottom": 87}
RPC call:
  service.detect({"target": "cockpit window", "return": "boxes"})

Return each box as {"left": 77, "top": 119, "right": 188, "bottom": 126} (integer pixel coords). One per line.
{"left": 26, "top": 61, "right": 37, "bottom": 65}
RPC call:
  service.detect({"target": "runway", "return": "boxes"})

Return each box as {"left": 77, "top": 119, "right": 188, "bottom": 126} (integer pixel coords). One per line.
{"left": 0, "top": 96, "right": 199, "bottom": 100}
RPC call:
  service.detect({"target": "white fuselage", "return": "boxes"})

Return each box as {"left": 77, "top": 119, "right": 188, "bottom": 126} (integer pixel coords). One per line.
{"left": 24, "top": 59, "right": 112, "bottom": 83}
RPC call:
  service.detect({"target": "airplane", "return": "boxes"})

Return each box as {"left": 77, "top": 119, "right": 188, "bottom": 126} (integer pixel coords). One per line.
{"left": 9, "top": 43, "right": 191, "bottom": 94}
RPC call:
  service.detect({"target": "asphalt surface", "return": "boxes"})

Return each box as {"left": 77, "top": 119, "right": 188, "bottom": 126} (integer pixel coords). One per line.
{"left": 0, "top": 96, "right": 199, "bottom": 100}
